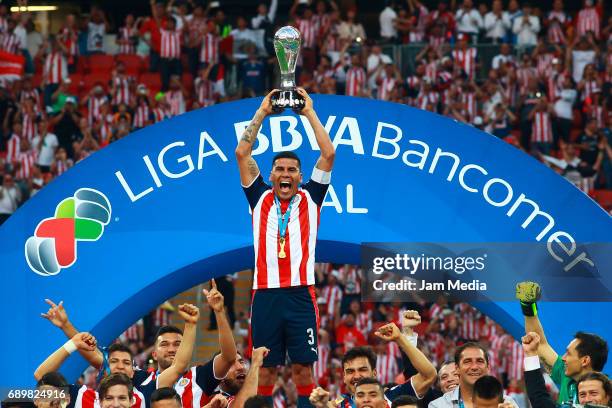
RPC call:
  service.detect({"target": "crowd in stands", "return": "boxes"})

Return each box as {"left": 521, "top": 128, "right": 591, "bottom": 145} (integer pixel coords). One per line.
{"left": 0, "top": 0, "right": 611, "bottom": 224}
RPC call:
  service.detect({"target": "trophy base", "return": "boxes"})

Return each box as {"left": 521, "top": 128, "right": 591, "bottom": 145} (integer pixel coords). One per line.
{"left": 270, "top": 89, "right": 306, "bottom": 114}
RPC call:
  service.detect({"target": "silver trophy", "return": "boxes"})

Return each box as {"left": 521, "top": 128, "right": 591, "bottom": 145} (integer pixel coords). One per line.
{"left": 271, "top": 26, "right": 305, "bottom": 113}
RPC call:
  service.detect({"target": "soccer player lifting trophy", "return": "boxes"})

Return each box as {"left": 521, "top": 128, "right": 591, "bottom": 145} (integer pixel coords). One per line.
{"left": 271, "top": 26, "right": 306, "bottom": 113}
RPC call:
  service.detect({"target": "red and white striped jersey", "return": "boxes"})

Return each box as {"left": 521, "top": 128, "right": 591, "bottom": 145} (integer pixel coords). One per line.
{"left": 296, "top": 19, "right": 317, "bottom": 48}
{"left": 72, "top": 384, "right": 145, "bottom": 408}
{"left": 20, "top": 89, "right": 42, "bottom": 110}
{"left": 355, "top": 311, "right": 371, "bottom": 337}
{"left": 273, "top": 390, "right": 287, "bottom": 408}
{"left": 452, "top": 48, "right": 477, "bottom": 79}
{"left": 345, "top": 66, "right": 366, "bottom": 97}
{"left": 96, "top": 114, "right": 114, "bottom": 146}
{"left": 160, "top": 28, "right": 181, "bottom": 59}
{"left": 243, "top": 172, "right": 330, "bottom": 289}
{"left": 342, "top": 266, "right": 361, "bottom": 295}
{"left": 429, "top": 303, "right": 443, "bottom": 322}
{"left": 429, "top": 35, "right": 446, "bottom": 48}
{"left": 22, "top": 113, "right": 37, "bottom": 141}
{"left": 166, "top": 90, "right": 185, "bottom": 116}
{"left": 416, "top": 90, "right": 440, "bottom": 111}
{"left": 377, "top": 77, "right": 396, "bottom": 101}
{"left": 153, "top": 306, "right": 171, "bottom": 327}
{"left": 387, "top": 340, "right": 401, "bottom": 359}
{"left": 458, "top": 312, "right": 480, "bottom": 340}
{"left": 200, "top": 33, "right": 219, "bottom": 64}
{"left": 118, "top": 26, "right": 138, "bottom": 54}
{"left": 133, "top": 104, "right": 150, "bottom": 128}
{"left": 313, "top": 343, "right": 330, "bottom": 382}
{"left": 424, "top": 332, "right": 446, "bottom": 367}
{"left": 15, "top": 150, "right": 37, "bottom": 180}
{"left": 54, "top": 159, "right": 72, "bottom": 176}
{"left": 580, "top": 79, "right": 600, "bottom": 101}
{"left": 405, "top": 75, "right": 421, "bottom": 91}
{"left": 547, "top": 72, "right": 565, "bottom": 102}
{"left": 461, "top": 92, "right": 477, "bottom": 122}
{"left": 516, "top": 67, "right": 537, "bottom": 95}
{"left": 6, "top": 134, "right": 21, "bottom": 164}
{"left": 376, "top": 353, "right": 399, "bottom": 385}
{"left": 590, "top": 105, "right": 606, "bottom": 129}
{"left": 111, "top": 75, "right": 132, "bottom": 106}
{"left": 152, "top": 107, "right": 168, "bottom": 123}
{"left": 44, "top": 51, "right": 68, "bottom": 85}
{"left": 322, "top": 285, "right": 343, "bottom": 316}
{"left": 122, "top": 319, "right": 144, "bottom": 342}
{"left": 59, "top": 27, "right": 79, "bottom": 57}
{"left": 88, "top": 96, "right": 108, "bottom": 125}
{"left": 576, "top": 7, "right": 600, "bottom": 39}
{"left": 507, "top": 340, "right": 525, "bottom": 381}
{"left": 312, "top": 13, "right": 331, "bottom": 37}
{"left": 490, "top": 334, "right": 510, "bottom": 373}
{"left": 1, "top": 32, "right": 21, "bottom": 54}
{"left": 546, "top": 11, "right": 569, "bottom": 44}
{"left": 531, "top": 111, "right": 553, "bottom": 143}
{"left": 142, "top": 359, "right": 222, "bottom": 408}
{"left": 195, "top": 77, "right": 215, "bottom": 107}
{"left": 536, "top": 53, "right": 554, "bottom": 78}
{"left": 425, "top": 61, "right": 438, "bottom": 81}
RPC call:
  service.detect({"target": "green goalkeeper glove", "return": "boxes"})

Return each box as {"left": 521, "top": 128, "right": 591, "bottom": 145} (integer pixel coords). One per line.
{"left": 516, "top": 281, "right": 541, "bottom": 316}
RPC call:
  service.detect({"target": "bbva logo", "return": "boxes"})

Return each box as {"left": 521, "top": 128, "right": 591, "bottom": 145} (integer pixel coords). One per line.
{"left": 25, "top": 188, "right": 112, "bottom": 276}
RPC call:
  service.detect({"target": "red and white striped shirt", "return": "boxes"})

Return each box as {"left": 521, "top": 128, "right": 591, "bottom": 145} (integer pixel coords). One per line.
{"left": 152, "top": 107, "right": 168, "bottom": 123}
{"left": 273, "top": 391, "right": 287, "bottom": 408}
{"left": 6, "top": 134, "right": 21, "bottom": 164}
{"left": 118, "top": 26, "right": 138, "bottom": 54}
{"left": 111, "top": 75, "right": 132, "bottom": 106}
{"left": 22, "top": 113, "right": 37, "bottom": 141}
{"left": 417, "top": 90, "right": 440, "bottom": 110}
{"left": 73, "top": 384, "right": 145, "bottom": 408}
{"left": 322, "top": 285, "right": 342, "bottom": 316}
{"left": 133, "top": 104, "right": 150, "bottom": 128}
{"left": 425, "top": 61, "right": 438, "bottom": 82}
{"left": 461, "top": 92, "right": 477, "bottom": 122}
{"left": 429, "top": 35, "right": 446, "bottom": 48}
{"left": 459, "top": 312, "right": 480, "bottom": 340}
{"left": 88, "top": 96, "right": 108, "bottom": 125}
{"left": 376, "top": 353, "right": 399, "bottom": 385}
{"left": 355, "top": 311, "right": 371, "bottom": 337}
{"left": 245, "top": 174, "right": 329, "bottom": 289}
{"left": 166, "top": 90, "right": 185, "bottom": 116}
{"left": 452, "top": 48, "right": 477, "bottom": 79}
{"left": 20, "top": 89, "right": 42, "bottom": 110}
{"left": 96, "top": 114, "right": 114, "bottom": 146}
{"left": 59, "top": 27, "right": 78, "bottom": 58}
{"left": 54, "top": 159, "right": 72, "bottom": 176}
{"left": 590, "top": 105, "right": 605, "bottom": 129}
{"left": 576, "top": 7, "right": 600, "bottom": 39}
{"left": 1, "top": 32, "right": 21, "bottom": 54}
{"left": 153, "top": 307, "right": 171, "bottom": 327}
{"left": 44, "top": 51, "right": 68, "bottom": 85}
{"left": 195, "top": 77, "right": 215, "bottom": 107}
{"left": 297, "top": 19, "right": 317, "bottom": 48}
{"left": 15, "top": 150, "right": 37, "bottom": 180}
{"left": 377, "top": 77, "right": 397, "bottom": 101}
{"left": 580, "top": 79, "right": 600, "bottom": 101}
{"left": 343, "top": 266, "right": 361, "bottom": 295}
{"left": 516, "top": 67, "right": 537, "bottom": 95}
{"left": 507, "top": 340, "right": 525, "bottom": 381}
{"left": 531, "top": 111, "right": 553, "bottom": 143}
{"left": 160, "top": 28, "right": 181, "bottom": 59}
{"left": 122, "top": 319, "right": 143, "bottom": 342}
{"left": 313, "top": 344, "right": 330, "bottom": 382}
{"left": 199, "top": 33, "right": 219, "bottom": 64}
{"left": 546, "top": 11, "right": 569, "bottom": 44}
{"left": 345, "top": 66, "right": 366, "bottom": 97}
{"left": 536, "top": 53, "right": 554, "bottom": 78}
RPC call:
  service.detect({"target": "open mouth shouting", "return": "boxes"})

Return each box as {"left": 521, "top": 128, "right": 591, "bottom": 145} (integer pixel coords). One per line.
{"left": 279, "top": 180, "right": 292, "bottom": 193}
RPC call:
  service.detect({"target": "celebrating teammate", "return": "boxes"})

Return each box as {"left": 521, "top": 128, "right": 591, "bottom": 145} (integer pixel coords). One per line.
{"left": 235, "top": 87, "right": 335, "bottom": 408}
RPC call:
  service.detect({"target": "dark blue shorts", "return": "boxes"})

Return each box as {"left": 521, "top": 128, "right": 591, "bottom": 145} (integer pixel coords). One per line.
{"left": 250, "top": 285, "right": 319, "bottom": 367}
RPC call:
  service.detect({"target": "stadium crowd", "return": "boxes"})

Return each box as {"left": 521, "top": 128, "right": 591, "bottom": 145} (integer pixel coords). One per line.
{"left": 0, "top": 0, "right": 612, "bottom": 224}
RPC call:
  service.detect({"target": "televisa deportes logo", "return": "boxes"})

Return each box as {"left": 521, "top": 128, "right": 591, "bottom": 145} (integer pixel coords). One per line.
{"left": 25, "top": 188, "right": 112, "bottom": 276}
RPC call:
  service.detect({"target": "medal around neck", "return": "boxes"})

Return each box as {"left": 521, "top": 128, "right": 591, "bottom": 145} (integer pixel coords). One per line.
{"left": 271, "top": 26, "right": 306, "bottom": 114}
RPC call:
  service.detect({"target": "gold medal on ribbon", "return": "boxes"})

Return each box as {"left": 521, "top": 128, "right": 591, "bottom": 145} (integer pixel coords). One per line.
{"left": 278, "top": 237, "right": 287, "bottom": 258}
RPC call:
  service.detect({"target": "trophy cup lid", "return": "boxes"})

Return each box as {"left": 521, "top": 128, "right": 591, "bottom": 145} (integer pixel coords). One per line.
{"left": 274, "top": 26, "right": 301, "bottom": 42}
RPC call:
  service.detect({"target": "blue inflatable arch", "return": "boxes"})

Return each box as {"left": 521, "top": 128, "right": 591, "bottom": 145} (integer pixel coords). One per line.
{"left": 1, "top": 95, "right": 610, "bottom": 386}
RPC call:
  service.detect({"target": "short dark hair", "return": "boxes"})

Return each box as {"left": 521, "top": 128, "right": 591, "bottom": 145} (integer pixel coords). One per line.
{"left": 272, "top": 151, "right": 301, "bottom": 170}
{"left": 155, "top": 325, "right": 183, "bottom": 340}
{"left": 355, "top": 378, "right": 384, "bottom": 394}
{"left": 98, "top": 373, "right": 133, "bottom": 400}
{"left": 244, "top": 396, "right": 272, "bottom": 408}
{"left": 577, "top": 372, "right": 612, "bottom": 398}
{"left": 342, "top": 346, "right": 377, "bottom": 370}
{"left": 454, "top": 342, "right": 489, "bottom": 366}
{"left": 391, "top": 395, "right": 419, "bottom": 408}
{"left": 575, "top": 332, "right": 608, "bottom": 371}
{"left": 108, "top": 343, "right": 133, "bottom": 361}
{"left": 37, "top": 372, "right": 69, "bottom": 388}
{"left": 151, "top": 387, "right": 182, "bottom": 408}
{"left": 473, "top": 376, "right": 504, "bottom": 403}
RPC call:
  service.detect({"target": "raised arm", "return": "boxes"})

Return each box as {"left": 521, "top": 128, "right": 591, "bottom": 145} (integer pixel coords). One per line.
{"left": 235, "top": 90, "right": 275, "bottom": 186}
{"left": 375, "top": 313, "right": 437, "bottom": 398}
{"left": 204, "top": 279, "right": 237, "bottom": 378}
{"left": 516, "top": 282, "right": 558, "bottom": 366}
{"left": 34, "top": 332, "right": 97, "bottom": 381}
{"left": 232, "top": 347, "right": 270, "bottom": 408}
{"left": 157, "top": 304, "right": 200, "bottom": 388}
{"left": 41, "top": 299, "right": 104, "bottom": 368}
{"left": 296, "top": 88, "right": 335, "bottom": 172}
